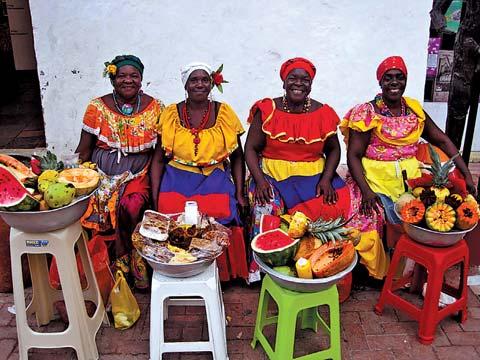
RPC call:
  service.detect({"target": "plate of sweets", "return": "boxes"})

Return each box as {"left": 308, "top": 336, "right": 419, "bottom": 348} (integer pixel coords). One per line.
{"left": 133, "top": 208, "right": 231, "bottom": 277}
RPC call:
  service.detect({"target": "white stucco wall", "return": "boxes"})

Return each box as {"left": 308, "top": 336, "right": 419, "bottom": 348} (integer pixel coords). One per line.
{"left": 29, "top": 0, "right": 432, "bottom": 161}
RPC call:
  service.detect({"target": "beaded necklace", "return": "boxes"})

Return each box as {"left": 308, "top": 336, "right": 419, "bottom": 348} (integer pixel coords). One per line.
{"left": 282, "top": 95, "right": 311, "bottom": 113}
{"left": 113, "top": 90, "right": 142, "bottom": 116}
{"left": 182, "top": 101, "right": 212, "bottom": 156}
{"left": 374, "top": 94, "right": 407, "bottom": 117}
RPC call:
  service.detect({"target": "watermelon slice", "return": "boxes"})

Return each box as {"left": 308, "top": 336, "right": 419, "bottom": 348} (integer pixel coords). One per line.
{"left": 259, "top": 214, "right": 281, "bottom": 233}
{"left": 0, "top": 154, "right": 37, "bottom": 183}
{"left": 251, "top": 229, "right": 300, "bottom": 266}
{"left": 0, "top": 166, "right": 30, "bottom": 207}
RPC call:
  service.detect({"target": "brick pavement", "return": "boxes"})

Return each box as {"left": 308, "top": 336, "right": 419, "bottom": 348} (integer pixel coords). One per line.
{"left": 0, "top": 276, "right": 480, "bottom": 360}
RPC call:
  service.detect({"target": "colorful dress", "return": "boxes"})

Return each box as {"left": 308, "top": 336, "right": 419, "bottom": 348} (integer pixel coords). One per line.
{"left": 81, "top": 97, "right": 164, "bottom": 260}
{"left": 247, "top": 98, "right": 351, "bottom": 239}
{"left": 157, "top": 102, "right": 248, "bottom": 282}
{"left": 340, "top": 96, "right": 426, "bottom": 279}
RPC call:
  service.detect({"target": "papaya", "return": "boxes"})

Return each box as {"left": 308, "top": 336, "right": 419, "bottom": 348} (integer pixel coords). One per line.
{"left": 309, "top": 241, "right": 355, "bottom": 278}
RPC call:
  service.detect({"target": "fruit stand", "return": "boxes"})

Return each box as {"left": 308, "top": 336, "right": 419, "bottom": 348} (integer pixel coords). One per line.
{"left": 0, "top": 152, "right": 104, "bottom": 358}
{"left": 251, "top": 212, "right": 359, "bottom": 293}
{"left": 249, "top": 211, "right": 358, "bottom": 359}
{"left": 375, "top": 145, "right": 480, "bottom": 345}
{"left": 396, "top": 145, "right": 479, "bottom": 246}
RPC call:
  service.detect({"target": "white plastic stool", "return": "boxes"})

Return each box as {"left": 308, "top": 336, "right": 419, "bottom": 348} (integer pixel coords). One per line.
{"left": 150, "top": 261, "right": 228, "bottom": 360}
{"left": 9, "top": 221, "right": 106, "bottom": 360}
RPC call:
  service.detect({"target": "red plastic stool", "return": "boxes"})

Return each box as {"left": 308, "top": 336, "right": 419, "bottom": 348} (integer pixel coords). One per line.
{"left": 374, "top": 234, "right": 469, "bottom": 345}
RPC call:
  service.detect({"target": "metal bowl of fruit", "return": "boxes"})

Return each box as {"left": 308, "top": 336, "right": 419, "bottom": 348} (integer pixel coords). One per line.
{"left": 394, "top": 206, "right": 476, "bottom": 247}
{"left": 138, "top": 249, "right": 217, "bottom": 278}
{"left": 253, "top": 251, "right": 357, "bottom": 293}
{"left": 0, "top": 192, "right": 94, "bottom": 233}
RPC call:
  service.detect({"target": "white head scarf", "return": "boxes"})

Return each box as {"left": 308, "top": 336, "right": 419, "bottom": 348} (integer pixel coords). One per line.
{"left": 180, "top": 62, "right": 212, "bottom": 87}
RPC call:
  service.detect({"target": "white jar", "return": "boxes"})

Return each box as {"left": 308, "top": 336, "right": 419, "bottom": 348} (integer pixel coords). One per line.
{"left": 184, "top": 201, "right": 199, "bottom": 225}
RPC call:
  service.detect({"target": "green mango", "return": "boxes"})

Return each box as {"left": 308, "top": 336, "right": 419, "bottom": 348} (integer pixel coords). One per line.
{"left": 44, "top": 182, "right": 75, "bottom": 209}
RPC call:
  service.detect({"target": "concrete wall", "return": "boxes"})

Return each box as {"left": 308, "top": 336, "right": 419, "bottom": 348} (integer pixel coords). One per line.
{"left": 29, "top": 0, "right": 432, "bottom": 160}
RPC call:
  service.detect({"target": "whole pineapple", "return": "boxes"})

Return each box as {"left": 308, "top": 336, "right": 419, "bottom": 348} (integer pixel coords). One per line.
{"left": 308, "top": 216, "right": 351, "bottom": 244}
{"left": 423, "top": 144, "right": 458, "bottom": 202}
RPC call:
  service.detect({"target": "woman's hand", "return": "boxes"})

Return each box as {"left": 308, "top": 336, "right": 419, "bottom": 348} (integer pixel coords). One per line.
{"left": 316, "top": 177, "right": 338, "bottom": 204}
{"left": 360, "top": 188, "right": 383, "bottom": 217}
{"left": 255, "top": 179, "right": 273, "bottom": 205}
{"left": 465, "top": 175, "right": 477, "bottom": 197}
{"left": 236, "top": 193, "right": 248, "bottom": 208}
{"left": 236, "top": 193, "right": 249, "bottom": 219}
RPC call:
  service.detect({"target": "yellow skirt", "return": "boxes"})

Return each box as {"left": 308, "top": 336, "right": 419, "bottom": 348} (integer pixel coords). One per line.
{"left": 362, "top": 156, "right": 422, "bottom": 202}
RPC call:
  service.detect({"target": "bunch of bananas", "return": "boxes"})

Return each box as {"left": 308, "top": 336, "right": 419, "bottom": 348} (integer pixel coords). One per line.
{"left": 79, "top": 161, "right": 97, "bottom": 170}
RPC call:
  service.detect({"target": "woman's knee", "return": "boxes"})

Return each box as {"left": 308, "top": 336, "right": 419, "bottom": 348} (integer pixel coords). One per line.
{"left": 118, "top": 192, "right": 149, "bottom": 216}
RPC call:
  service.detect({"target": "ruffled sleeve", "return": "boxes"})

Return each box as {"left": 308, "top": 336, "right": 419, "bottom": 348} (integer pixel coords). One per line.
{"left": 247, "top": 98, "right": 275, "bottom": 125}
{"left": 157, "top": 103, "right": 176, "bottom": 135}
{"left": 82, "top": 99, "right": 102, "bottom": 136}
{"left": 404, "top": 97, "right": 426, "bottom": 123}
{"left": 339, "top": 102, "right": 381, "bottom": 145}
{"left": 221, "top": 103, "right": 245, "bottom": 136}
{"left": 340, "top": 102, "right": 380, "bottom": 133}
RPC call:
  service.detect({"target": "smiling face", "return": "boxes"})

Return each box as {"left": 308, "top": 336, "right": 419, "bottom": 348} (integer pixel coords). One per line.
{"left": 380, "top": 69, "right": 407, "bottom": 103}
{"left": 283, "top": 68, "right": 312, "bottom": 104}
{"left": 185, "top": 69, "right": 212, "bottom": 102}
{"left": 112, "top": 65, "right": 142, "bottom": 100}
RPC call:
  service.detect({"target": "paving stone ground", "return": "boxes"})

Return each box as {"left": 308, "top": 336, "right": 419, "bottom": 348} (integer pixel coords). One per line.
{"left": 0, "top": 273, "right": 479, "bottom": 360}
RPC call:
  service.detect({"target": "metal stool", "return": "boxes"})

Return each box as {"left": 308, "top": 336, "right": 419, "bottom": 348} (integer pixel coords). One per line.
{"left": 10, "top": 221, "right": 106, "bottom": 359}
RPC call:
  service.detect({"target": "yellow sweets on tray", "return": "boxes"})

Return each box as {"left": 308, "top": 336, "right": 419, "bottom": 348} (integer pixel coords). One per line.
{"left": 295, "top": 257, "right": 313, "bottom": 279}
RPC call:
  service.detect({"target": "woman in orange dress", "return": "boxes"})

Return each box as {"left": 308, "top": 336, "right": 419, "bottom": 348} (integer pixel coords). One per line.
{"left": 76, "top": 55, "right": 164, "bottom": 289}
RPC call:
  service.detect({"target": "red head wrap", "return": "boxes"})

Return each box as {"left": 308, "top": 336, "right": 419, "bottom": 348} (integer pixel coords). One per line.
{"left": 280, "top": 57, "right": 316, "bottom": 81}
{"left": 376, "top": 56, "right": 408, "bottom": 81}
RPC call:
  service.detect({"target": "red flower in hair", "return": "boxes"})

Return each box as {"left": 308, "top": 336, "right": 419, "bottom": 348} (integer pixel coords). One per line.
{"left": 211, "top": 64, "right": 228, "bottom": 93}
{"left": 212, "top": 72, "right": 224, "bottom": 86}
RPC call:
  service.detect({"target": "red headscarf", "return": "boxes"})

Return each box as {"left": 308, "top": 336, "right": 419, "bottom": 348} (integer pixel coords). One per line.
{"left": 376, "top": 56, "right": 408, "bottom": 81}
{"left": 280, "top": 57, "right": 316, "bottom": 81}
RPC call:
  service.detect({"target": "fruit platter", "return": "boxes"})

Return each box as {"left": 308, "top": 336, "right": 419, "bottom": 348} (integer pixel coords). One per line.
{"left": 251, "top": 212, "right": 359, "bottom": 292}
{"left": 132, "top": 210, "right": 231, "bottom": 277}
{"left": 395, "top": 145, "right": 479, "bottom": 247}
{"left": 0, "top": 152, "right": 99, "bottom": 233}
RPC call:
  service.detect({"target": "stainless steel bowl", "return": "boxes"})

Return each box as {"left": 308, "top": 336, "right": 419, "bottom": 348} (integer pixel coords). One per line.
{"left": 400, "top": 221, "right": 476, "bottom": 247}
{"left": 394, "top": 206, "right": 476, "bottom": 247}
{"left": 0, "top": 192, "right": 94, "bottom": 233}
{"left": 253, "top": 252, "right": 357, "bottom": 293}
{"left": 138, "top": 249, "right": 217, "bottom": 278}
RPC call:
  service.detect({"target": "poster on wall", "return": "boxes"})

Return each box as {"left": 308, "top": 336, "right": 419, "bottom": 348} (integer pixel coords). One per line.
{"left": 426, "top": 37, "right": 442, "bottom": 78}
{"left": 445, "top": 0, "right": 462, "bottom": 33}
{"left": 433, "top": 50, "right": 454, "bottom": 102}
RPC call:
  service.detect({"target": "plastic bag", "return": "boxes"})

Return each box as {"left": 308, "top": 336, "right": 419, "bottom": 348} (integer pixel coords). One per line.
{"left": 110, "top": 270, "right": 140, "bottom": 329}
{"left": 49, "top": 233, "right": 114, "bottom": 305}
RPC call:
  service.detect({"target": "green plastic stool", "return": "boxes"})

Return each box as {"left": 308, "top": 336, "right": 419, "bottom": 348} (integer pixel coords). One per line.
{"left": 251, "top": 275, "right": 341, "bottom": 360}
